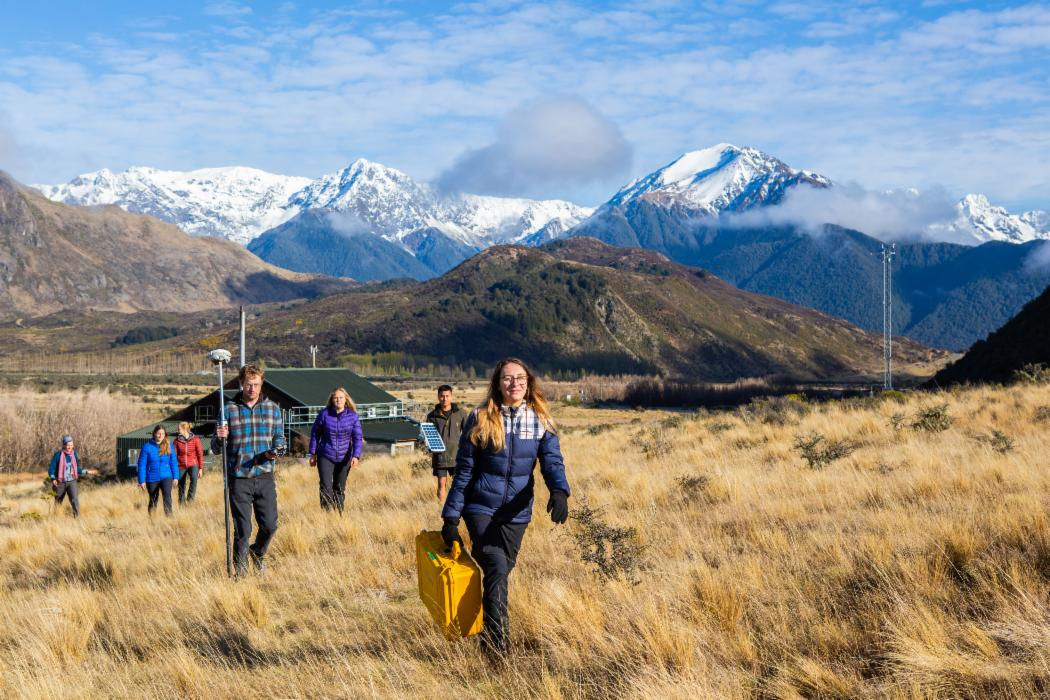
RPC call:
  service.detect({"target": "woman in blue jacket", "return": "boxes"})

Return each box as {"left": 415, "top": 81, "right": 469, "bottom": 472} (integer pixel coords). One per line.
{"left": 138, "top": 425, "right": 180, "bottom": 516}
{"left": 441, "top": 357, "right": 571, "bottom": 659}
{"left": 308, "top": 387, "right": 363, "bottom": 513}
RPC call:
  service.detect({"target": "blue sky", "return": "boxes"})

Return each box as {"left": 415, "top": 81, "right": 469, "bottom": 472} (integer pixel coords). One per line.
{"left": 1, "top": 1, "right": 1048, "bottom": 210}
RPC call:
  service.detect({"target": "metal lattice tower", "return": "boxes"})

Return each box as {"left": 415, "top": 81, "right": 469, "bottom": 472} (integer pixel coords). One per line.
{"left": 881, "top": 244, "right": 896, "bottom": 390}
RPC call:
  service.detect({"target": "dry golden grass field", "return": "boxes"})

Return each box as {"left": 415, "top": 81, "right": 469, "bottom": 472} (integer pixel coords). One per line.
{"left": 2, "top": 382, "right": 1050, "bottom": 698}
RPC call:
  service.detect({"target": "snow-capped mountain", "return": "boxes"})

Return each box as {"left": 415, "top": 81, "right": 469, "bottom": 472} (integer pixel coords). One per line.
{"left": 34, "top": 166, "right": 312, "bottom": 245}
{"left": 949, "top": 194, "right": 1050, "bottom": 244}
{"left": 36, "top": 160, "right": 593, "bottom": 250}
{"left": 605, "top": 143, "right": 831, "bottom": 213}
{"left": 286, "top": 158, "right": 592, "bottom": 248}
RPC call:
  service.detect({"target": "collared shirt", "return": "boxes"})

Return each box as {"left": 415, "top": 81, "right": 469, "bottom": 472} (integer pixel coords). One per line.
{"left": 500, "top": 403, "right": 547, "bottom": 441}
{"left": 213, "top": 393, "right": 286, "bottom": 478}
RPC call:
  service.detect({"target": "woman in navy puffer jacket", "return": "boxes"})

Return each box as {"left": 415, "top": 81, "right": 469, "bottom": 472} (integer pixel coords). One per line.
{"left": 309, "top": 387, "right": 363, "bottom": 512}
{"left": 441, "top": 357, "right": 571, "bottom": 659}
{"left": 138, "top": 425, "right": 180, "bottom": 516}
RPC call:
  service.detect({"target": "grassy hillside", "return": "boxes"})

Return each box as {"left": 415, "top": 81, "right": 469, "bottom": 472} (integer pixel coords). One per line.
{"left": 3, "top": 383, "right": 1050, "bottom": 697}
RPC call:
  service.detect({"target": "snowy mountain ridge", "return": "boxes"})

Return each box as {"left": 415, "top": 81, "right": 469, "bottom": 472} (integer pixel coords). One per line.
{"left": 35, "top": 160, "right": 593, "bottom": 249}
{"left": 606, "top": 143, "right": 832, "bottom": 213}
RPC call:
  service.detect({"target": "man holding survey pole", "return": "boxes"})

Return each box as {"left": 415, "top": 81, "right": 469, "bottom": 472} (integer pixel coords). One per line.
{"left": 212, "top": 363, "right": 286, "bottom": 576}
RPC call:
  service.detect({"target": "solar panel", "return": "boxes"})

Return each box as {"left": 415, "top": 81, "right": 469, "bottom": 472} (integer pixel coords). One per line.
{"left": 419, "top": 422, "right": 446, "bottom": 453}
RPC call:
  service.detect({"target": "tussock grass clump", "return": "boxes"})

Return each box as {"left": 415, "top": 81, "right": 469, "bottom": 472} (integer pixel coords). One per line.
{"left": 640, "top": 427, "right": 673, "bottom": 459}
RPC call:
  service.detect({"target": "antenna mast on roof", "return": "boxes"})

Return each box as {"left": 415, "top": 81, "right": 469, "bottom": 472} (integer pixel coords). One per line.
{"left": 881, "top": 243, "right": 896, "bottom": 390}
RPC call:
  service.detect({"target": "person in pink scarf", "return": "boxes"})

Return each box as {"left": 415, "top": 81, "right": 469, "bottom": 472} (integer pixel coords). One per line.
{"left": 48, "top": 435, "right": 97, "bottom": 518}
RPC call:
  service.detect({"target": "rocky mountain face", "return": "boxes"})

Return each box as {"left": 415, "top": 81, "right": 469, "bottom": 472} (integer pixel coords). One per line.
{"left": 0, "top": 171, "right": 350, "bottom": 319}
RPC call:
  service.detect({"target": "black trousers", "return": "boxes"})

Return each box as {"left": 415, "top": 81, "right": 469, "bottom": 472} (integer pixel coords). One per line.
{"left": 464, "top": 513, "right": 528, "bottom": 655}
{"left": 54, "top": 481, "right": 80, "bottom": 518}
{"left": 229, "top": 474, "right": 278, "bottom": 564}
{"left": 147, "top": 478, "right": 173, "bottom": 516}
{"left": 178, "top": 467, "right": 199, "bottom": 503}
{"left": 317, "top": 455, "right": 351, "bottom": 511}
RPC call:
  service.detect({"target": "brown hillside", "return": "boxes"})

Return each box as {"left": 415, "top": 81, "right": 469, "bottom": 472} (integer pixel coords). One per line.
{"left": 0, "top": 171, "right": 352, "bottom": 318}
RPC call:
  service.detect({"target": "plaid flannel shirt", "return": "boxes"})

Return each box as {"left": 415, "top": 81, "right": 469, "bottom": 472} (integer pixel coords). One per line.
{"left": 500, "top": 403, "right": 546, "bottom": 440}
{"left": 212, "top": 393, "right": 286, "bottom": 478}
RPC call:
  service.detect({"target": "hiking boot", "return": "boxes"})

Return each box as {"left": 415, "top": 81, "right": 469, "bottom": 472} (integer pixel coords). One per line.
{"left": 249, "top": 550, "right": 267, "bottom": 575}
{"left": 234, "top": 558, "right": 249, "bottom": 578}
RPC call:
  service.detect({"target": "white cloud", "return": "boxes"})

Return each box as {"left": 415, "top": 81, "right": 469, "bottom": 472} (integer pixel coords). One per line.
{"left": 725, "top": 183, "right": 969, "bottom": 243}
{"left": 1024, "top": 241, "right": 1050, "bottom": 273}
{"left": 434, "top": 96, "right": 633, "bottom": 197}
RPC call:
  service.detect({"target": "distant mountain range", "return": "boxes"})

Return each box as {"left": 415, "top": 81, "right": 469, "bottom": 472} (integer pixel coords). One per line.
{"left": 0, "top": 171, "right": 350, "bottom": 319}
{"left": 33, "top": 145, "right": 1050, "bottom": 349}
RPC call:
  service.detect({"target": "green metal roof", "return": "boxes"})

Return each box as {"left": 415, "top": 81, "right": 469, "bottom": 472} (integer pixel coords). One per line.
{"left": 263, "top": 368, "right": 397, "bottom": 406}
{"left": 362, "top": 419, "right": 421, "bottom": 443}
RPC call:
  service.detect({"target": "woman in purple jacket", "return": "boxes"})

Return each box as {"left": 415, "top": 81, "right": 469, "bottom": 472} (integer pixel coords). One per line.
{"left": 309, "top": 387, "right": 363, "bottom": 512}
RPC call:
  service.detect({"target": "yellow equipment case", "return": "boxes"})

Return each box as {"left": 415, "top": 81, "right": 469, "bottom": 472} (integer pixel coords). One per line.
{"left": 415, "top": 530, "right": 484, "bottom": 640}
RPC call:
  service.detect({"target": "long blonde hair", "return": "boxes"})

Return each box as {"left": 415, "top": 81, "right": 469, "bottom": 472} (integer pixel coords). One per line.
{"left": 470, "top": 358, "right": 554, "bottom": 452}
{"left": 327, "top": 387, "right": 357, "bottom": 413}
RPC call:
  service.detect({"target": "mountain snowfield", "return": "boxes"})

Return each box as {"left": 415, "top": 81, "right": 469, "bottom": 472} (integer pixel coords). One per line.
{"left": 606, "top": 143, "right": 831, "bottom": 212}
{"left": 34, "top": 159, "right": 593, "bottom": 250}
{"left": 943, "top": 194, "right": 1050, "bottom": 243}
{"left": 34, "top": 166, "right": 312, "bottom": 245}
{"left": 34, "top": 143, "right": 1049, "bottom": 256}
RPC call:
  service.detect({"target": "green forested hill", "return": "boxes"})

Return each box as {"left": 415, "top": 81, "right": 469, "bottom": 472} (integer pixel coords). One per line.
{"left": 569, "top": 201, "right": 1050, "bottom": 350}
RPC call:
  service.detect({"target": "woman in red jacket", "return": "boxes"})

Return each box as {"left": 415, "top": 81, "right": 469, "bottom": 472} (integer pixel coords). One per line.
{"left": 175, "top": 422, "right": 205, "bottom": 504}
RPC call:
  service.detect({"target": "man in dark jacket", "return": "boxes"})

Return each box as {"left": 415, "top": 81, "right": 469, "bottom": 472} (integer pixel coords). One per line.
{"left": 213, "top": 364, "right": 286, "bottom": 576}
{"left": 425, "top": 385, "right": 468, "bottom": 502}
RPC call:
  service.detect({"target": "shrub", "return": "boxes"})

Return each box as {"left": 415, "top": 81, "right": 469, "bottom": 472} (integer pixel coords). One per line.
{"left": 793, "top": 431, "right": 856, "bottom": 469}
{"left": 568, "top": 500, "right": 646, "bottom": 584}
{"left": 973, "top": 430, "right": 1015, "bottom": 454}
{"left": 1034, "top": 406, "right": 1050, "bottom": 423}
{"left": 881, "top": 389, "right": 908, "bottom": 403}
{"left": 739, "top": 396, "right": 809, "bottom": 426}
{"left": 707, "top": 421, "right": 734, "bottom": 434}
{"left": 910, "top": 404, "right": 952, "bottom": 432}
{"left": 1013, "top": 363, "right": 1050, "bottom": 385}
{"left": 587, "top": 424, "right": 614, "bottom": 436}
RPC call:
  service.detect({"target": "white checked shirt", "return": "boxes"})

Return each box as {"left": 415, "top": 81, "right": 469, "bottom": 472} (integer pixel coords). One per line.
{"left": 500, "top": 403, "right": 547, "bottom": 441}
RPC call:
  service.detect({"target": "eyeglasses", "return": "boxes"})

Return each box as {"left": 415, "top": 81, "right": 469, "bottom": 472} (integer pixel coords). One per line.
{"left": 500, "top": 375, "right": 528, "bottom": 386}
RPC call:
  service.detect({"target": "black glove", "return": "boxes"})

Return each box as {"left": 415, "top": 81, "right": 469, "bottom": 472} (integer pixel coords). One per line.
{"left": 547, "top": 490, "right": 569, "bottom": 524}
{"left": 441, "top": 518, "right": 463, "bottom": 548}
